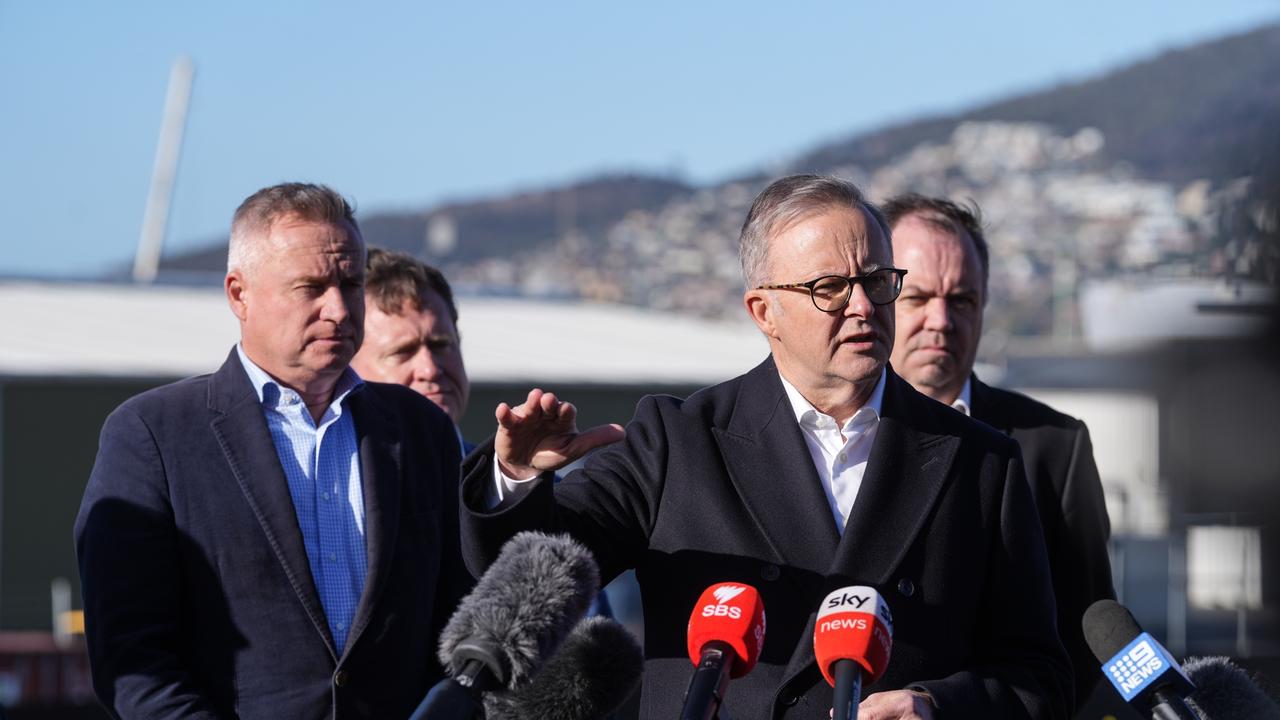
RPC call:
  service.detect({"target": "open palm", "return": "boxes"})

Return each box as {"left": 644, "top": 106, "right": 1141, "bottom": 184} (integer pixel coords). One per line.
{"left": 495, "top": 388, "right": 625, "bottom": 479}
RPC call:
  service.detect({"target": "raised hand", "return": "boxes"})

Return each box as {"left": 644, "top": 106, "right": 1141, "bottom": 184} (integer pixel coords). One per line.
{"left": 494, "top": 388, "right": 626, "bottom": 480}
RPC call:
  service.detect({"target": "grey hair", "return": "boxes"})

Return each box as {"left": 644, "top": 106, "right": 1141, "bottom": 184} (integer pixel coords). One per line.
{"left": 738, "top": 174, "right": 890, "bottom": 287}
{"left": 227, "top": 182, "right": 361, "bottom": 276}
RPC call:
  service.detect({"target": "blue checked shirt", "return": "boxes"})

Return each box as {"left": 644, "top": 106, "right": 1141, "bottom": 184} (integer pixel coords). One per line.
{"left": 237, "top": 346, "right": 367, "bottom": 652}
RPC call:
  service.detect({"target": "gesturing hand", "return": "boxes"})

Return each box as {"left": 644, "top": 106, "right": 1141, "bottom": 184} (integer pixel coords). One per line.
{"left": 494, "top": 388, "right": 626, "bottom": 480}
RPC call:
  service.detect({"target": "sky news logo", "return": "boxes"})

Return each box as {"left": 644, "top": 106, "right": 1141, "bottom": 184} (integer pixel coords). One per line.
{"left": 817, "top": 586, "right": 894, "bottom": 634}
{"left": 1105, "top": 632, "right": 1169, "bottom": 700}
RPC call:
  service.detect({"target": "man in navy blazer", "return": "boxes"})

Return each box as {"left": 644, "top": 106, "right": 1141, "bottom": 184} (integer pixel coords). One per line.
{"left": 460, "top": 176, "right": 1072, "bottom": 718}
{"left": 75, "top": 183, "right": 471, "bottom": 719}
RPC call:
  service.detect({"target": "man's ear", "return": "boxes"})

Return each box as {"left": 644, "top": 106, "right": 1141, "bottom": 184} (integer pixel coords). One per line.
{"left": 226, "top": 271, "right": 249, "bottom": 322}
{"left": 744, "top": 289, "right": 781, "bottom": 339}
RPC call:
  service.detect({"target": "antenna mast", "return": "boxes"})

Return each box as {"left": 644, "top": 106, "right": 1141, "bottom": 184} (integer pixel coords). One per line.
{"left": 134, "top": 55, "right": 194, "bottom": 283}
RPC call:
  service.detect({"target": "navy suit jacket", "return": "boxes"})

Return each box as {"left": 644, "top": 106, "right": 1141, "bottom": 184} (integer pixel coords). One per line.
{"left": 461, "top": 358, "right": 1072, "bottom": 719}
{"left": 970, "top": 377, "right": 1115, "bottom": 705}
{"left": 75, "top": 350, "right": 472, "bottom": 719}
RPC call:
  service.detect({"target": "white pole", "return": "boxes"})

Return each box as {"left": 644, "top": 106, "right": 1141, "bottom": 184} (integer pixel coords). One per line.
{"left": 134, "top": 55, "right": 195, "bottom": 283}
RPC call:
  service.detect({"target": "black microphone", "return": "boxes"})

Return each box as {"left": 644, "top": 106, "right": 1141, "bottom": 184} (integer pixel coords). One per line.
{"left": 1183, "top": 656, "right": 1280, "bottom": 720}
{"left": 1083, "top": 599, "right": 1197, "bottom": 720}
{"left": 483, "top": 616, "right": 644, "bottom": 720}
{"left": 410, "top": 531, "right": 600, "bottom": 720}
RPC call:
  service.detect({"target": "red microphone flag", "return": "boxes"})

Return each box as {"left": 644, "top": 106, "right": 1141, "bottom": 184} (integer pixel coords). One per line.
{"left": 685, "top": 582, "right": 766, "bottom": 679}
{"left": 813, "top": 585, "right": 893, "bottom": 687}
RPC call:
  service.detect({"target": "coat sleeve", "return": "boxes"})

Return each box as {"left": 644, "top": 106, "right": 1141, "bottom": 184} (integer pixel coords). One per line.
{"left": 910, "top": 448, "right": 1075, "bottom": 720}
{"left": 74, "top": 404, "right": 226, "bottom": 720}
{"left": 459, "top": 395, "right": 670, "bottom": 584}
{"left": 429, "top": 415, "right": 476, "bottom": 660}
{"left": 1056, "top": 421, "right": 1115, "bottom": 702}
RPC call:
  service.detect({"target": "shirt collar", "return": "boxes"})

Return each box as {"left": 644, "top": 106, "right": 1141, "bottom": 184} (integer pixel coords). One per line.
{"left": 951, "top": 377, "right": 974, "bottom": 417}
{"left": 778, "top": 367, "right": 886, "bottom": 431}
{"left": 235, "top": 343, "right": 364, "bottom": 409}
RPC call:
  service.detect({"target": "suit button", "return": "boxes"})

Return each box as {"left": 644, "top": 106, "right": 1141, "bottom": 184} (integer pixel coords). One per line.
{"left": 334, "top": 669, "right": 349, "bottom": 687}
{"left": 781, "top": 693, "right": 799, "bottom": 707}
{"left": 761, "top": 563, "right": 781, "bottom": 581}
{"left": 897, "top": 578, "right": 915, "bottom": 597}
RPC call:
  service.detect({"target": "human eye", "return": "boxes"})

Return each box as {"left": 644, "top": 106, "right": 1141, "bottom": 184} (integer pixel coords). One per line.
{"left": 862, "top": 270, "right": 890, "bottom": 291}
{"left": 427, "top": 335, "right": 457, "bottom": 353}
{"left": 810, "top": 276, "right": 847, "bottom": 301}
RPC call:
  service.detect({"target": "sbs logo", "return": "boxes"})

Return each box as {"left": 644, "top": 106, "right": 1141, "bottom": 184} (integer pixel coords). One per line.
{"left": 713, "top": 586, "right": 746, "bottom": 604}
{"left": 702, "top": 585, "right": 747, "bottom": 619}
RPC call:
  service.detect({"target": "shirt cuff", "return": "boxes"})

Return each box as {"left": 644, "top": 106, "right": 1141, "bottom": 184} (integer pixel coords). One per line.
{"left": 487, "top": 458, "right": 540, "bottom": 510}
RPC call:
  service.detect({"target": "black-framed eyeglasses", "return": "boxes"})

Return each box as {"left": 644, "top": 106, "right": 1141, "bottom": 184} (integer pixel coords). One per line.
{"left": 756, "top": 268, "right": 908, "bottom": 311}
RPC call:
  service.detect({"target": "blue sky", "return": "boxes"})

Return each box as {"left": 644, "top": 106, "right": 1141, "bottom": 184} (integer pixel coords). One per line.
{"left": 2, "top": 1, "right": 1277, "bottom": 277}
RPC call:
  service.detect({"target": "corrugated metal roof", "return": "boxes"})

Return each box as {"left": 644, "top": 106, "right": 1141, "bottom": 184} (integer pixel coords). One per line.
{"left": 2, "top": 281, "right": 770, "bottom": 383}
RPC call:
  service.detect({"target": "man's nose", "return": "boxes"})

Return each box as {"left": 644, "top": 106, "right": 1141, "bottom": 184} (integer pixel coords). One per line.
{"left": 923, "top": 297, "right": 952, "bottom": 332}
{"left": 319, "top": 286, "right": 351, "bottom": 325}
{"left": 842, "top": 281, "right": 875, "bottom": 317}
{"left": 413, "top": 348, "right": 441, "bottom": 380}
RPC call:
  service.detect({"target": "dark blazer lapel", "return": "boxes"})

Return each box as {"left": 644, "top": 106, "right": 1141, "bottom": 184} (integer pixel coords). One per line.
{"left": 779, "top": 370, "right": 958, "bottom": 687}
{"left": 832, "top": 371, "right": 957, "bottom": 584}
{"left": 712, "top": 358, "right": 840, "bottom": 575}
{"left": 968, "top": 375, "right": 1010, "bottom": 433}
{"left": 344, "top": 387, "right": 403, "bottom": 656}
{"left": 206, "top": 349, "right": 336, "bottom": 659}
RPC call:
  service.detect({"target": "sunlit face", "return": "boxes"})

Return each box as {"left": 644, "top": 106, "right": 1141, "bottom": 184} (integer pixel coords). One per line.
{"left": 350, "top": 292, "right": 470, "bottom": 423}
{"left": 226, "top": 216, "right": 365, "bottom": 394}
{"left": 889, "top": 213, "right": 985, "bottom": 404}
{"left": 746, "top": 205, "right": 895, "bottom": 404}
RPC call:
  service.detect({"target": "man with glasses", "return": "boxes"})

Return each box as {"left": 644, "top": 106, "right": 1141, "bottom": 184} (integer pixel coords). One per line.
{"left": 459, "top": 175, "right": 1071, "bottom": 719}
{"left": 884, "top": 194, "right": 1113, "bottom": 707}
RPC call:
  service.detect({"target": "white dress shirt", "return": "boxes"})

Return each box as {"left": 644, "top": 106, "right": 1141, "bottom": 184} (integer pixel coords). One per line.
{"left": 950, "top": 378, "right": 973, "bottom": 417}
{"left": 779, "top": 370, "right": 886, "bottom": 534}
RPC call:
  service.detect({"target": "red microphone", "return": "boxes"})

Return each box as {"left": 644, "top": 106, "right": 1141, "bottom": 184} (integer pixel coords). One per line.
{"left": 813, "top": 585, "right": 894, "bottom": 720}
{"left": 679, "top": 582, "right": 766, "bottom": 720}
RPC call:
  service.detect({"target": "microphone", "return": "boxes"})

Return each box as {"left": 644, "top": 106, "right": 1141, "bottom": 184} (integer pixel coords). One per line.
{"left": 1083, "top": 599, "right": 1197, "bottom": 720}
{"left": 1182, "top": 656, "right": 1280, "bottom": 720}
{"left": 410, "top": 531, "right": 600, "bottom": 720}
{"left": 813, "top": 586, "right": 894, "bottom": 720}
{"left": 680, "top": 582, "right": 767, "bottom": 720}
{"left": 483, "top": 616, "right": 644, "bottom": 720}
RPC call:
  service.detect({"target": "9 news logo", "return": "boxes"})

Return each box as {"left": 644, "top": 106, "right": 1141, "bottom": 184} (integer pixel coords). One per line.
{"left": 700, "top": 584, "right": 747, "bottom": 619}
{"left": 1107, "top": 635, "right": 1165, "bottom": 696}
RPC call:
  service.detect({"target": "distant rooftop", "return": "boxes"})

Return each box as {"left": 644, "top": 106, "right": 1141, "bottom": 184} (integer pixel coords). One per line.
{"left": 1, "top": 281, "right": 769, "bottom": 383}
